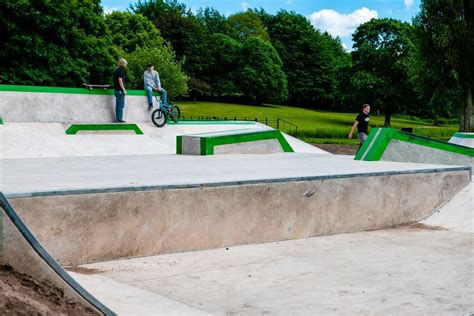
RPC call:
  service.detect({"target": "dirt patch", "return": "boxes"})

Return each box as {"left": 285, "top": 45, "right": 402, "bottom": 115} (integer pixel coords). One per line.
{"left": 312, "top": 144, "right": 359, "bottom": 155}
{"left": 0, "top": 265, "right": 98, "bottom": 315}
{"left": 391, "top": 223, "right": 447, "bottom": 231}
{"left": 66, "top": 266, "right": 102, "bottom": 275}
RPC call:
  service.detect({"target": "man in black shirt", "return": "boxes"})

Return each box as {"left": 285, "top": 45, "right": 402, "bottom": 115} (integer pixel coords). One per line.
{"left": 113, "top": 58, "right": 128, "bottom": 122}
{"left": 349, "top": 104, "right": 371, "bottom": 146}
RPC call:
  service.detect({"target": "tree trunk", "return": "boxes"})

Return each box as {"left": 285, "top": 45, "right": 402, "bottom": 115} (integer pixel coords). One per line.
{"left": 384, "top": 109, "right": 392, "bottom": 127}
{"left": 460, "top": 84, "right": 473, "bottom": 132}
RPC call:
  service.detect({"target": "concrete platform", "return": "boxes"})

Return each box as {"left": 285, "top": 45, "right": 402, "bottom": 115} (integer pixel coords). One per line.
{"left": 0, "top": 122, "right": 327, "bottom": 159}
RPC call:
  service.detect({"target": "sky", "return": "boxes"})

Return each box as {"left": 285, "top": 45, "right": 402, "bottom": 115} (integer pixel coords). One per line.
{"left": 101, "top": 0, "right": 421, "bottom": 50}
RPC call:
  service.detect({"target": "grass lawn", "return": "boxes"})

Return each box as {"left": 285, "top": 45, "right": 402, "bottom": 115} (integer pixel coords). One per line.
{"left": 177, "top": 101, "right": 458, "bottom": 144}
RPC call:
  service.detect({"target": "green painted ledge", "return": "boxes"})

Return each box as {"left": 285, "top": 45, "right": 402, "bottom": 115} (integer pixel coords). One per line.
{"left": 355, "top": 128, "right": 474, "bottom": 161}
{"left": 168, "top": 120, "right": 256, "bottom": 125}
{"left": 0, "top": 84, "right": 147, "bottom": 96}
{"left": 177, "top": 129, "right": 293, "bottom": 155}
{"left": 453, "top": 132, "right": 474, "bottom": 139}
{"left": 65, "top": 124, "right": 144, "bottom": 135}
{"left": 0, "top": 116, "right": 3, "bottom": 125}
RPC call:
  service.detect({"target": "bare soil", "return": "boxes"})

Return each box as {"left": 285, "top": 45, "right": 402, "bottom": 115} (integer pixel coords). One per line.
{"left": 0, "top": 265, "right": 98, "bottom": 315}
{"left": 312, "top": 143, "right": 359, "bottom": 155}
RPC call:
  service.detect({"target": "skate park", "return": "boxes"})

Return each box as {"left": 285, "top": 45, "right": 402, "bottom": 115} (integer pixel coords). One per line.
{"left": 1, "top": 85, "right": 473, "bottom": 315}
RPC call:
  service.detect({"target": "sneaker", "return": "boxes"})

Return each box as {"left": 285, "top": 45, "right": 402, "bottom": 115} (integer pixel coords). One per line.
{"left": 117, "top": 120, "right": 126, "bottom": 123}
{"left": 148, "top": 103, "right": 153, "bottom": 110}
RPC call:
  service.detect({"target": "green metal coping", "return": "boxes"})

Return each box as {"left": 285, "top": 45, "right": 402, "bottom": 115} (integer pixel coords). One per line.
{"left": 168, "top": 120, "right": 256, "bottom": 125}
{"left": 65, "top": 124, "right": 144, "bottom": 135}
{"left": 0, "top": 84, "right": 147, "bottom": 96}
{"left": 453, "top": 132, "right": 474, "bottom": 139}
{"left": 0, "top": 116, "right": 3, "bottom": 124}
{"left": 355, "top": 128, "right": 474, "bottom": 161}
{"left": 177, "top": 129, "right": 294, "bottom": 155}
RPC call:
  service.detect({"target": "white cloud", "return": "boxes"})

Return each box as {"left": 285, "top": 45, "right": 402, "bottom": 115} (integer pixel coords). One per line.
{"left": 241, "top": 2, "right": 250, "bottom": 11}
{"left": 404, "top": 0, "right": 414, "bottom": 10}
{"left": 103, "top": 6, "right": 123, "bottom": 14}
{"left": 341, "top": 43, "right": 348, "bottom": 51}
{"left": 309, "top": 7, "right": 378, "bottom": 37}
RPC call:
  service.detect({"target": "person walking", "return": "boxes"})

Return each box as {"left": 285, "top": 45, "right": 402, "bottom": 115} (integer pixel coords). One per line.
{"left": 113, "top": 58, "right": 127, "bottom": 122}
{"left": 349, "top": 104, "right": 371, "bottom": 146}
{"left": 144, "top": 63, "right": 167, "bottom": 110}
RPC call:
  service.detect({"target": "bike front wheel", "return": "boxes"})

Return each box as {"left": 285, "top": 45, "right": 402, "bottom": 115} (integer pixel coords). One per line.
{"left": 151, "top": 108, "right": 167, "bottom": 127}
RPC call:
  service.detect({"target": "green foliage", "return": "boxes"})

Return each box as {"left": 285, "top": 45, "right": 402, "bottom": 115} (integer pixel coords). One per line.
{"left": 227, "top": 11, "right": 270, "bottom": 42}
{"left": 124, "top": 47, "right": 188, "bottom": 96}
{"left": 105, "top": 11, "right": 163, "bottom": 53}
{"left": 351, "top": 18, "right": 415, "bottom": 126}
{"left": 196, "top": 7, "right": 231, "bottom": 35}
{"left": 411, "top": 0, "right": 474, "bottom": 131}
{"left": 238, "top": 37, "right": 288, "bottom": 104}
{"left": 263, "top": 10, "right": 350, "bottom": 106}
{"left": 208, "top": 33, "right": 242, "bottom": 96}
{"left": 0, "top": 0, "right": 117, "bottom": 86}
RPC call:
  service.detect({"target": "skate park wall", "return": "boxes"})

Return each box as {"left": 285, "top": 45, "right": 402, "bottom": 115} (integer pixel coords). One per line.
{"left": 0, "top": 84, "right": 156, "bottom": 123}
{"left": 7, "top": 168, "right": 470, "bottom": 266}
{"left": 449, "top": 132, "right": 474, "bottom": 148}
{"left": 355, "top": 128, "right": 474, "bottom": 169}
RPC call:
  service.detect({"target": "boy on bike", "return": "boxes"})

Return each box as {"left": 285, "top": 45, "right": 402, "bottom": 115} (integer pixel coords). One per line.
{"left": 144, "top": 63, "right": 167, "bottom": 110}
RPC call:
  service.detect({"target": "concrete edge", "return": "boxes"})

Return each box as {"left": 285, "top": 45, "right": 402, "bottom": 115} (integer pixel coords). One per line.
{"left": 0, "top": 192, "right": 116, "bottom": 315}
{"left": 4, "top": 166, "right": 471, "bottom": 199}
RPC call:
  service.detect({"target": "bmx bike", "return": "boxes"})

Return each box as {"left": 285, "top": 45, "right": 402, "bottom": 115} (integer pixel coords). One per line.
{"left": 150, "top": 94, "right": 181, "bottom": 127}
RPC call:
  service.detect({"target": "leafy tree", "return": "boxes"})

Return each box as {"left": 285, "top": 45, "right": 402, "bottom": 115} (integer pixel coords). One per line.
{"left": 131, "top": 0, "right": 211, "bottom": 83}
{"left": 208, "top": 33, "right": 242, "bottom": 97}
{"left": 196, "top": 7, "right": 231, "bottom": 35}
{"left": 227, "top": 11, "right": 270, "bottom": 42}
{"left": 264, "top": 10, "right": 348, "bottom": 106}
{"left": 105, "top": 11, "right": 163, "bottom": 53}
{"left": 412, "top": 0, "right": 474, "bottom": 131}
{"left": 351, "top": 18, "right": 414, "bottom": 126}
{"left": 0, "top": 0, "right": 117, "bottom": 86}
{"left": 124, "top": 47, "right": 188, "bottom": 96}
{"left": 238, "top": 37, "right": 288, "bottom": 104}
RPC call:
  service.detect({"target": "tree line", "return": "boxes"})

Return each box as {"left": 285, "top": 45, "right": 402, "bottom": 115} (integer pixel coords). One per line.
{"left": 0, "top": 0, "right": 472, "bottom": 130}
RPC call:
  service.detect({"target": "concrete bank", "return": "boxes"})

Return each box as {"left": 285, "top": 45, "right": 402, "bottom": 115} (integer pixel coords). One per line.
{"left": 2, "top": 154, "right": 469, "bottom": 265}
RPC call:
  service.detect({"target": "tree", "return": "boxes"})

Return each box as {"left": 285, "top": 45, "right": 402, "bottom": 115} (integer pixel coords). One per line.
{"left": 196, "top": 7, "right": 231, "bottom": 35}
{"left": 264, "top": 10, "right": 348, "bottom": 106}
{"left": 131, "top": 0, "right": 211, "bottom": 83}
{"left": 412, "top": 0, "right": 474, "bottom": 131}
{"left": 352, "top": 18, "right": 414, "bottom": 126}
{"left": 227, "top": 11, "right": 270, "bottom": 42}
{"left": 238, "top": 37, "right": 288, "bottom": 104}
{"left": 208, "top": 33, "right": 242, "bottom": 97}
{"left": 0, "top": 0, "right": 117, "bottom": 86}
{"left": 105, "top": 11, "right": 164, "bottom": 53}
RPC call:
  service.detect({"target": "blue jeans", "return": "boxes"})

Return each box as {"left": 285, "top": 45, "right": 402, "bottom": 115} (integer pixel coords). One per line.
{"left": 114, "top": 90, "right": 125, "bottom": 121}
{"left": 145, "top": 86, "right": 167, "bottom": 106}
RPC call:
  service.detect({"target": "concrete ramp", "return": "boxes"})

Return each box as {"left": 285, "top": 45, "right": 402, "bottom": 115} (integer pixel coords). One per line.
{"left": 0, "top": 193, "right": 115, "bottom": 315}
{"left": 355, "top": 128, "right": 474, "bottom": 168}
{"left": 449, "top": 132, "right": 474, "bottom": 148}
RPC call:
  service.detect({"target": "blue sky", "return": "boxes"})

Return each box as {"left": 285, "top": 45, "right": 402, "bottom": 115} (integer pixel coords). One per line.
{"left": 101, "top": 0, "right": 421, "bottom": 49}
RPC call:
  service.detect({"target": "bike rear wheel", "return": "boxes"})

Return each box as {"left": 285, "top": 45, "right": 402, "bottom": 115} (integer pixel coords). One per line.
{"left": 170, "top": 105, "right": 181, "bottom": 123}
{"left": 151, "top": 108, "right": 167, "bottom": 127}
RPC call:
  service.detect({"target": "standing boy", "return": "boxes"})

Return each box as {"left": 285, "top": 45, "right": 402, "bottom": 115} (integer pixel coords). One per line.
{"left": 349, "top": 104, "right": 371, "bottom": 145}
{"left": 113, "top": 58, "right": 127, "bottom": 122}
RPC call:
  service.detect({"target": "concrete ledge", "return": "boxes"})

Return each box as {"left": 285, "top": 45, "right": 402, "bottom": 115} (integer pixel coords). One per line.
{"left": 355, "top": 128, "right": 474, "bottom": 168}
{"left": 177, "top": 129, "right": 294, "bottom": 155}
{"left": 8, "top": 169, "right": 470, "bottom": 265}
{"left": 0, "top": 85, "right": 157, "bottom": 123}
{"left": 0, "top": 193, "right": 115, "bottom": 315}
{"left": 449, "top": 132, "right": 474, "bottom": 148}
{"left": 65, "top": 124, "right": 144, "bottom": 135}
